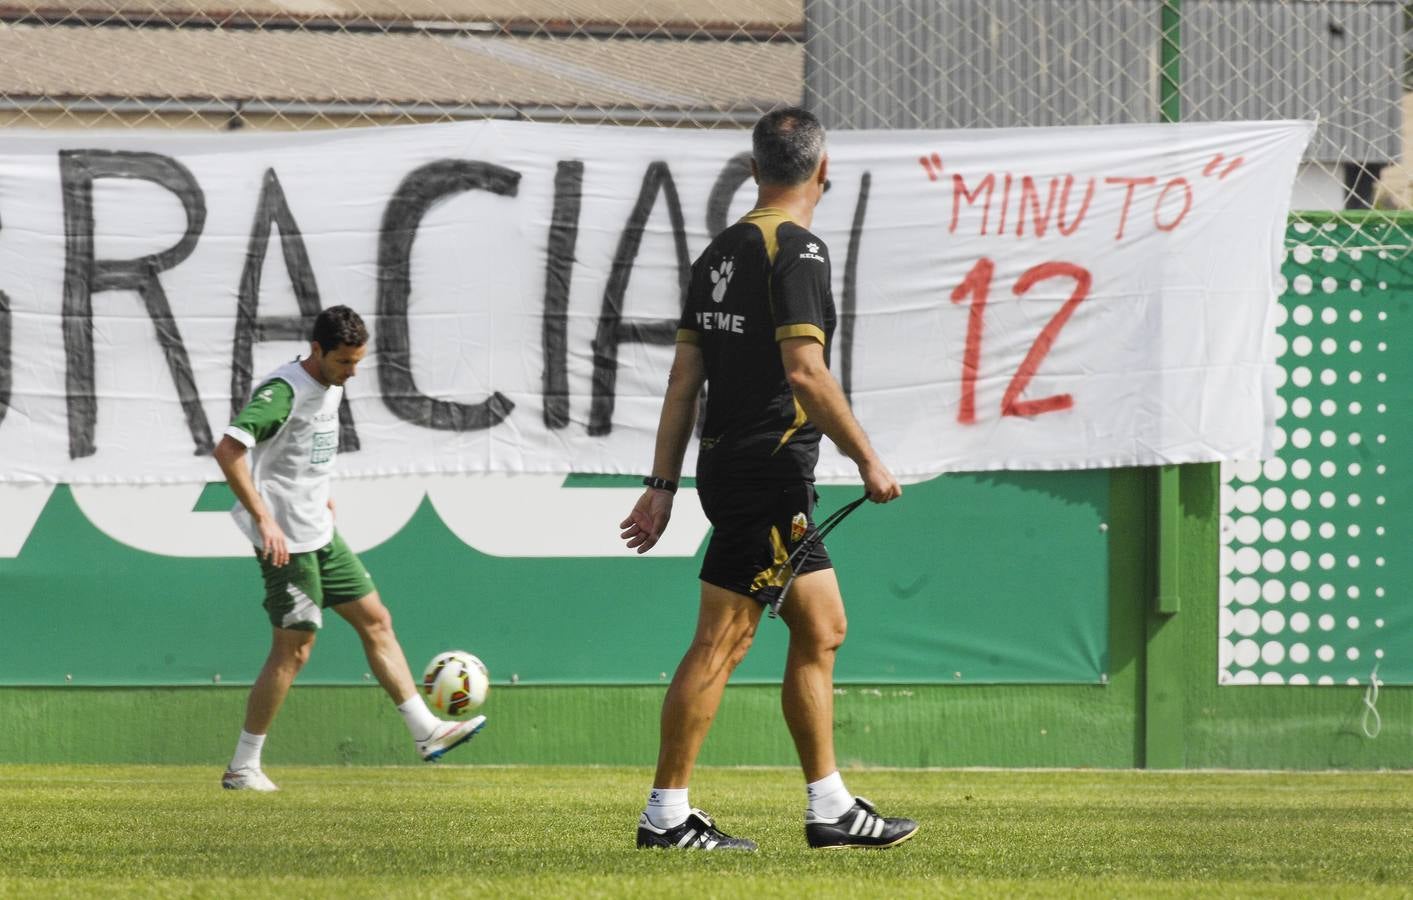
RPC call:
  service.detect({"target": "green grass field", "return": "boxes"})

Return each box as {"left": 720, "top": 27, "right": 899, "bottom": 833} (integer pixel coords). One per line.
{"left": 1, "top": 765, "right": 1410, "bottom": 898}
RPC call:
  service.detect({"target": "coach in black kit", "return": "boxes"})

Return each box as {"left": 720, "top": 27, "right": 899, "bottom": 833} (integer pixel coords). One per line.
{"left": 620, "top": 107, "right": 920, "bottom": 851}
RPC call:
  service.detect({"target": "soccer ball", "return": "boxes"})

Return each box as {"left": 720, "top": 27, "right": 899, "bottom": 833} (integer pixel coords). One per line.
{"left": 421, "top": 650, "right": 490, "bottom": 718}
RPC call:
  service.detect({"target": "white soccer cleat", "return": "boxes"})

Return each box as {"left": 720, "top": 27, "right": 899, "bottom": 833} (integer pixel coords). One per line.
{"left": 417, "top": 715, "right": 487, "bottom": 761}
{"left": 221, "top": 766, "right": 279, "bottom": 792}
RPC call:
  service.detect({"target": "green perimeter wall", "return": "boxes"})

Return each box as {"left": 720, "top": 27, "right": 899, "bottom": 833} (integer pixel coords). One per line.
{"left": 3, "top": 467, "right": 1408, "bottom": 769}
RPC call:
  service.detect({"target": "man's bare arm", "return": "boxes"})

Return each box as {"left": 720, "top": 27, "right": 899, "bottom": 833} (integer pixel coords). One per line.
{"left": 779, "top": 336, "right": 901, "bottom": 503}
{"left": 213, "top": 435, "right": 290, "bottom": 566}
{"left": 619, "top": 343, "right": 707, "bottom": 553}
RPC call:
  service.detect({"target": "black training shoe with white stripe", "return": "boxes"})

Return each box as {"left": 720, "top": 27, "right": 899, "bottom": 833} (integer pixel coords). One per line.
{"left": 636, "top": 808, "right": 758, "bottom": 851}
{"left": 805, "top": 796, "right": 919, "bottom": 849}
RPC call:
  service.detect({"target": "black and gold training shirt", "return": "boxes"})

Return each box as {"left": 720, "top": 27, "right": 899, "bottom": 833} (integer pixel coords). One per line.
{"left": 677, "top": 207, "right": 837, "bottom": 485}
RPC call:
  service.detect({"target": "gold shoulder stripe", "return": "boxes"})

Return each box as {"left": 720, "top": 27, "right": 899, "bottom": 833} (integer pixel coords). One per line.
{"left": 775, "top": 324, "right": 826, "bottom": 345}
{"left": 676, "top": 328, "right": 700, "bottom": 344}
{"left": 741, "top": 207, "right": 794, "bottom": 264}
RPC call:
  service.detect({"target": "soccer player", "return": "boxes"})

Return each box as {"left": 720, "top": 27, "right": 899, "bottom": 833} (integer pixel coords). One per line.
{"left": 214, "top": 306, "right": 483, "bottom": 791}
{"left": 620, "top": 108, "right": 920, "bottom": 850}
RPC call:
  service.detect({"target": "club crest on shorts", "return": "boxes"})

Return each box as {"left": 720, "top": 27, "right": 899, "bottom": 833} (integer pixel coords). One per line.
{"left": 790, "top": 512, "right": 808, "bottom": 543}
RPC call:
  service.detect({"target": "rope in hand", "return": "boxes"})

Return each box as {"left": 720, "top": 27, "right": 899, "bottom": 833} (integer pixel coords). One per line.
{"left": 763, "top": 493, "right": 869, "bottom": 620}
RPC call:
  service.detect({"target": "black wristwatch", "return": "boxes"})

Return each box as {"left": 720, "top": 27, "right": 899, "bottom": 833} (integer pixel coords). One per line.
{"left": 643, "top": 476, "right": 678, "bottom": 494}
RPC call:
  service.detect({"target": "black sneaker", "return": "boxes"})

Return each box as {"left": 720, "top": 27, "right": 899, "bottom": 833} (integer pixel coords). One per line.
{"left": 805, "top": 797, "right": 919, "bottom": 849}
{"left": 636, "top": 808, "right": 758, "bottom": 851}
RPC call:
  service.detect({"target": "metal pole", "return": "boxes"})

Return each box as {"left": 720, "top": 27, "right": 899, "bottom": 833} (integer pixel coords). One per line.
{"left": 1159, "top": 0, "right": 1182, "bottom": 126}
{"left": 1146, "top": 0, "right": 1187, "bottom": 772}
{"left": 1155, "top": 0, "right": 1182, "bottom": 616}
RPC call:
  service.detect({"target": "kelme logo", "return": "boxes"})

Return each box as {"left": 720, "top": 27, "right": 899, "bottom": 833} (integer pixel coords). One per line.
{"left": 710, "top": 257, "right": 734, "bottom": 303}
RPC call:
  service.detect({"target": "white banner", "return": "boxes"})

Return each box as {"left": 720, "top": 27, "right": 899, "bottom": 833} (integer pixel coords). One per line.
{"left": 0, "top": 119, "right": 1311, "bottom": 484}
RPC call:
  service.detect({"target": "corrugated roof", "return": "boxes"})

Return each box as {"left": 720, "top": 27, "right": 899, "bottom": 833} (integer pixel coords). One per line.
{"left": 0, "top": 0, "right": 801, "bottom": 35}
{"left": 0, "top": 24, "right": 801, "bottom": 113}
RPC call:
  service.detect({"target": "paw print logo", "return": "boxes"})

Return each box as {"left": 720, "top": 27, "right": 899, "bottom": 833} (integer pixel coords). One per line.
{"left": 806, "top": 242, "right": 820, "bottom": 254}
{"left": 710, "top": 257, "right": 735, "bottom": 303}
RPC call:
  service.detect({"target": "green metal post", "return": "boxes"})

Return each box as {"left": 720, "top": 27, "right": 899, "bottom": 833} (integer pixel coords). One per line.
{"left": 1159, "top": 0, "right": 1182, "bottom": 127}
{"left": 1156, "top": 469, "right": 1182, "bottom": 614}
{"left": 1145, "top": 0, "right": 1187, "bottom": 769}
{"left": 1156, "top": 1, "right": 1182, "bottom": 616}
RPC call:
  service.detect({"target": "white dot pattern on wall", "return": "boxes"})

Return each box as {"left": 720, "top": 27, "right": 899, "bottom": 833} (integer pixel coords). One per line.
{"left": 1219, "top": 223, "right": 1398, "bottom": 687}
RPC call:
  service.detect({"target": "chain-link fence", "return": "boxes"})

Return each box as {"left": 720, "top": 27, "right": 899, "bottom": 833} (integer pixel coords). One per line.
{"left": 0, "top": 1, "right": 1406, "bottom": 210}
{"left": 808, "top": 0, "right": 1406, "bottom": 212}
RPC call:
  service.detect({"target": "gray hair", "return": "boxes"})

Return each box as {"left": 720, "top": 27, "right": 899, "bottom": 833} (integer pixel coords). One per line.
{"left": 752, "top": 107, "right": 826, "bottom": 187}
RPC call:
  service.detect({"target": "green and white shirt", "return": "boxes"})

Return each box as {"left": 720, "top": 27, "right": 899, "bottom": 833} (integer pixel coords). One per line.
{"left": 225, "top": 360, "right": 342, "bottom": 553}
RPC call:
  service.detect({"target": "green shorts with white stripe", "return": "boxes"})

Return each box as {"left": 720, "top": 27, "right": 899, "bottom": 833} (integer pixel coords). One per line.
{"left": 257, "top": 531, "right": 376, "bottom": 631}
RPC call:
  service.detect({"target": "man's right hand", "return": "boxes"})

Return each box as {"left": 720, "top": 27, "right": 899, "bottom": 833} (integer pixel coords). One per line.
{"left": 257, "top": 516, "right": 290, "bottom": 567}
{"left": 860, "top": 459, "right": 902, "bottom": 504}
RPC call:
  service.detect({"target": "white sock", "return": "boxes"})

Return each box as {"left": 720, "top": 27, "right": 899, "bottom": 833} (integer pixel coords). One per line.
{"left": 806, "top": 771, "right": 856, "bottom": 821}
{"left": 644, "top": 787, "right": 690, "bottom": 829}
{"left": 397, "top": 695, "right": 440, "bottom": 741}
{"left": 229, "top": 730, "right": 265, "bottom": 772}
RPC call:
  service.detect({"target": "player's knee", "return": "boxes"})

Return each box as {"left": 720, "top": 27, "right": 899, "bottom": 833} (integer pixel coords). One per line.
{"left": 290, "top": 641, "right": 315, "bottom": 668}
{"left": 373, "top": 605, "right": 393, "bottom": 633}
{"left": 358, "top": 602, "right": 394, "bottom": 638}
{"left": 690, "top": 619, "right": 756, "bottom": 672}
{"left": 272, "top": 635, "right": 315, "bottom": 671}
{"left": 803, "top": 615, "right": 847, "bottom": 656}
{"left": 726, "top": 629, "right": 756, "bottom": 667}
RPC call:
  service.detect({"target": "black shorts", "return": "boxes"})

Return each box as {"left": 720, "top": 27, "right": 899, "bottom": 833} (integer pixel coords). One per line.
{"left": 697, "top": 480, "right": 832, "bottom": 603}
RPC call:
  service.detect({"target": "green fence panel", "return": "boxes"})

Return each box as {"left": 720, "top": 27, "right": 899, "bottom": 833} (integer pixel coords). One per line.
{"left": 1218, "top": 215, "right": 1412, "bottom": 686}
{"left": 0, "top": 473, "right": 1108, "bottom": 686}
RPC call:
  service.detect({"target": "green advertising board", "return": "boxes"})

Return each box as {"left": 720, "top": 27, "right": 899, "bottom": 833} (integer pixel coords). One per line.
{"left": 0, "top": 472, "right": 1109, "bottom": 686}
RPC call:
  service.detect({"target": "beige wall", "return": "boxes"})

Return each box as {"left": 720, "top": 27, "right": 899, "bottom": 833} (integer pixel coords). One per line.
{"left": 1373, "top": 92, "right": 1413, "bottom": 209}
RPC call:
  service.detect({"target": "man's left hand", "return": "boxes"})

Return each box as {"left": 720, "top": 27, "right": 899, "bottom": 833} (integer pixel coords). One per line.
{"left": 619, "top": 489, "right": 674, "bottom": 554}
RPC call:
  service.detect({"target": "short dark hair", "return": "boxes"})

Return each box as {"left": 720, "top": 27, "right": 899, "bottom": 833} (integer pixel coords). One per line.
{"left": 310, "top": 305, "right": 368, "bottom": 352}
{"left": 752, "top": 107, "right": 826, "bottom": 187}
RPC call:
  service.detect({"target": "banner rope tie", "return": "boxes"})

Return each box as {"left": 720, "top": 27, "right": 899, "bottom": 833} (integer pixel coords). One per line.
{"left": 1361, "top": 661, "right": 1382, "bottom": 740}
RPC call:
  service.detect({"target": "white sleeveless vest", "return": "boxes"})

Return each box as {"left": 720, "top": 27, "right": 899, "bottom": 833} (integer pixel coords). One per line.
{"left": 229, "top": 360, "right": 342, "bottom": 553}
